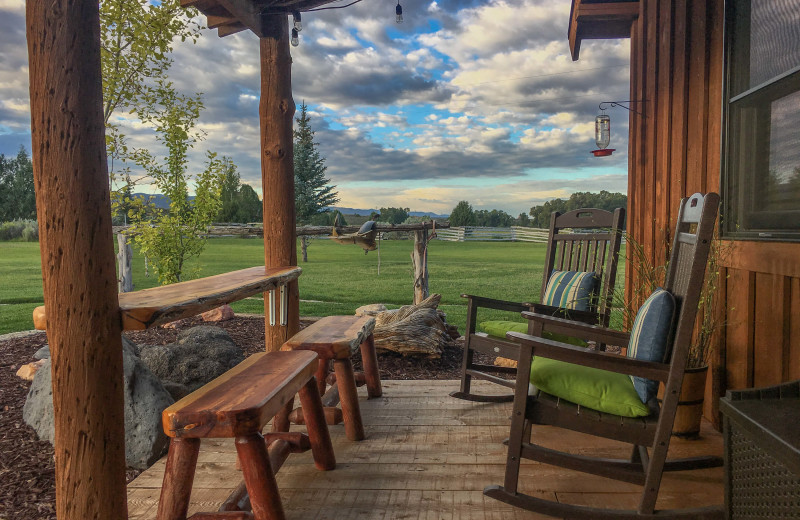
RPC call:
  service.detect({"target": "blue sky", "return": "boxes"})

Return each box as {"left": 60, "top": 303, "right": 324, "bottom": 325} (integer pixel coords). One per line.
{"left": 0, "top": 0, "right": 631, "bottom": 216}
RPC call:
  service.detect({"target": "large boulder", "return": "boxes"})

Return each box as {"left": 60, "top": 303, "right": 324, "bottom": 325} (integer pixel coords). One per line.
{"left": 139, "top": 326, "right": 244, "bottom": 400}
{"left": 22, "top": 336, "right": 174, "bottom": 469}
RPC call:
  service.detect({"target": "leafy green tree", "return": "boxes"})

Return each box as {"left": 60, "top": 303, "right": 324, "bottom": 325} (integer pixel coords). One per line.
{"left": 294, "top": 103, "right": 339, "bottom": 223}
{"left": 236, "top": 184, "right": 262, "bottom": 223}
{"left": 0, "top": 147, "right": 36, "bottom": 221}
{"left": 449, "top": 201, "right": 475, "bottom": 226}
{"left": 125, "top": 83, "right": 224, "bottom": 284}
{"left": 515, "top": 212, "right": 531, "bottom": 227}
{"left": 529, "top": 191, "right": 627, "bottom": 228}
{"left": 378, "top": 207, "right": 410, "bottom": 224}
{"left": 215, "top": 159, "right": 262, "bottom": 223}
{"left": 474, "top": 209, "right": 513, "bottom": 227}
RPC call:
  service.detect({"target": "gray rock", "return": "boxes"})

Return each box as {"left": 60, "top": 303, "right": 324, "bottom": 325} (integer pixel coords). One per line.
{"left": 33, "top": 345, "right": 50, "bottom": 360}
{"left": 139, "top": 326, "right": 244, "bottom": 399}
{"left": 22, "top": 338, "right": 174, "bottom": 470}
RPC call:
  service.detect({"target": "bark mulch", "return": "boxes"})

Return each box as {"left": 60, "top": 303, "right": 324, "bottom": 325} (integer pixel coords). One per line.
{"left": 0, "top": 315, "right": 476, "bottom": 520}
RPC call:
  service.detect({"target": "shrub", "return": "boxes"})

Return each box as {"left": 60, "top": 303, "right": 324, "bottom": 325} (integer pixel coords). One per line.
{"left": 0, "top": 220, "right": 39, "bottom": 241}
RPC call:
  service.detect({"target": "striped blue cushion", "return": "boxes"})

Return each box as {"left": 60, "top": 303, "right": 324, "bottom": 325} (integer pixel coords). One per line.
{"left": 542, "top": 270, "right": 599, "bottom": 312}
{"left": 626, "top": 289, "right": 676, "bottom": 403}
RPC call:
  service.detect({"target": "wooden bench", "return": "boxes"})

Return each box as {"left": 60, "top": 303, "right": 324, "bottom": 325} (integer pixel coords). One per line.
{"left": 278, "top": 315, "right": 381, "bottom": 441}
{"left": 157, "top": 350, "right": 334, "bottom": 520}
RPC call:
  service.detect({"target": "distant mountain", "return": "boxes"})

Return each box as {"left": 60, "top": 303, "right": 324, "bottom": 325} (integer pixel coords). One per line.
{"left": 330, "top": 206, "right": 450, "bottom": 219}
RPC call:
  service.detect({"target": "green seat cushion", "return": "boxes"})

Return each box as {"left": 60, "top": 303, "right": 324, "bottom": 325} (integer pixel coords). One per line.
{"left": 530, "top": 357, "right": 652, "bottom": 417}
{"left": 480, "top": 320, "right": 587, "bottom": 347}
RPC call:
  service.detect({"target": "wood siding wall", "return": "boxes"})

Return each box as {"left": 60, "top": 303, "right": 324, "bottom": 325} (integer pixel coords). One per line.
{"left": 626, "top": 0, "right": 800, "bottom": 425}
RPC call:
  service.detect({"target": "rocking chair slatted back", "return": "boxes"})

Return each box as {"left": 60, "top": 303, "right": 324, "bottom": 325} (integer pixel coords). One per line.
{"left": 542, "top": 208, "right": 625, "bottom": 325}
{"left": 452, "top": 206, "right": 625, "bottom": 403}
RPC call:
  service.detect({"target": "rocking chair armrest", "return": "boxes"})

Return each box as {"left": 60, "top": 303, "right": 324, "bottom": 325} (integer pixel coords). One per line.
{"left": 507, "top": 331, "right": 671, "bottom": 382}
{"left": 460, "top": 294, "right": 531, "bottom": 313}
{"left": 521, "top": 311, "right": 629, "bottom": 346}
{"left": 527, "top": 303, "right": 599, "bottom": 325}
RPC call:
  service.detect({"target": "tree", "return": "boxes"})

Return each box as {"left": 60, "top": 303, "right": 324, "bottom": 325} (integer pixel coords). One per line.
{"left": 474, "top": 208, "right": 513, "bottom": 227}
{"left": 236, "top": 184, "right": 262, "bottom": 223}
{"left": 294, "top": 103, "right": 339, "bottom": 222}
{"left": 378, "top": 207, "right": 410, "bottom": 224}
{"left": 125, "top": 83, "right": 224, "bottom": 284}
{"left": 528, "top": 191, "right": 627, "bottom": 228}
{"left": 0, "top": 147, "right": 36, "bottom": 222}
{"left": 515, "top": 212, "right": 531, "bottom": 227}
{"left": 294, "top": 102, "right": 339, "bottom": 262}
{"left": 449, "top": 201, "right": 475, "bottom": 226}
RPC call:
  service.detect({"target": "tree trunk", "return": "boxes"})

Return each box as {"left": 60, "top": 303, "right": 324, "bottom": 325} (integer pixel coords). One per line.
{"left": 301, "top": 235, "right": 309, "bottom": 262}
{"left": 412, "top": 228, "right": 429, "bottom": 305}
{"left": 117, "top": 233, "right": 133, "bottom": 292}
{"left": 260, "top": 15, "right": 298, "bottom": 352}
{"left": 26, "top": 2, "right": 128, "bottom": 518}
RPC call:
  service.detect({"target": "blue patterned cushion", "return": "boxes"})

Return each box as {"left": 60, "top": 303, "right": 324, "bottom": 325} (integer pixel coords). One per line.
{"left": 542, "top": 270, "right": 599, "bottom": 312}
{"left": 627, "top": 289, "right": 676, "bottom": 403}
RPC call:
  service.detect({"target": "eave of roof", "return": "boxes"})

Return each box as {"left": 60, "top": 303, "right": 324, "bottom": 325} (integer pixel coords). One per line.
{"left": 568, "top": 0, "right": 639, "bottom": 61}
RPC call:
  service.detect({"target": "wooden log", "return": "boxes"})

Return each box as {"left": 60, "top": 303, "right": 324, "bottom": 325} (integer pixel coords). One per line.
{"left": 333, "top": 358, "right": 365, "bottom": 441}
{"left": 116, "top": 233, "right": 133, "bottom": 293}
{"left": 412, "top": 228, "right": 429, "bottom": 305}
{"left": 297, "top": 378, "right": 337, "bottom": 470}
{"left": 260, "top": 15, "right": 298, "bottom": 354}
{"left": 234, "top": 433, "right": 285, "bottom": 520}
{"left": 288, "top": 405, "right": 343, "bottom": 426}
{"left": 157, "top": 437, "right": 201, "bottom": 520}
{"left": 360, "top": 334, "right": 383, "bottom": 398}
{"left": 25, "top": 2, "right": 128, "bottom": 518}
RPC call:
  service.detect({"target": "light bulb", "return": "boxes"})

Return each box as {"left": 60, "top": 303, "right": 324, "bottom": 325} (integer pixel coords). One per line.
{"left": 291, "top": 28, "right": 299, "bottom": 47}
{"left": 293, "top": 12, "right": 302, "bottom": 32}
{"left": 595, "top": 114, "right": 610, "bottom": 149}
{"left": 396, "top": 2, "right": 403, "bottom": 23}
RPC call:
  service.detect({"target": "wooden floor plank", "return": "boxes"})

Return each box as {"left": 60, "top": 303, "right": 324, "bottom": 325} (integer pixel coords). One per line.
{"left": 128, "top": 380, "right": 723, "bottom": 518}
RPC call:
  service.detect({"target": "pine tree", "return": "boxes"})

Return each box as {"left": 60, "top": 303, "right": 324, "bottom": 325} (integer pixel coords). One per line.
{"left": 294, "top": 102, "right": 339, "bottom": 261}
{"left": 294, "top": 103, "right": 338, "bottom": 222}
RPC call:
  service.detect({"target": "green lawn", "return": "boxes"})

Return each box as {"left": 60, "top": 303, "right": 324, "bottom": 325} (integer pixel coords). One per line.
{"left": 0, "top": 238, "right": 621, "bottom": 335}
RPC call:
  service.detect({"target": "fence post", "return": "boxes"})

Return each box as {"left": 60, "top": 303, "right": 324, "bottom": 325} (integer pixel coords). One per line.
{"left": 116, "top": 233, "right": 133, "bottom": 293}
{"left": 411, "top": 227, "right": 429, "bottom": 305}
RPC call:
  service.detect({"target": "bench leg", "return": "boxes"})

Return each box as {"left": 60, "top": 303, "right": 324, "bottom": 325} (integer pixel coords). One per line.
{"left": 315, "top": 358, "right": 329, "bottom": 397}
{"left": 333, "top": 358, "right": 365, "bottom": 441}
{"left": 359, "top": 333, "right": 382, "bottom": 398}
{"left": 235, "top": 433, "right": 285, "bottom": 520}
{"left": 298, "top": 378, "right": 336, "bottom": 470}
{"left": 271, "top": 397, "right": 293, "bottom": 433}
{"left": 156, "top": 437, "right": 200, "bottom": 520}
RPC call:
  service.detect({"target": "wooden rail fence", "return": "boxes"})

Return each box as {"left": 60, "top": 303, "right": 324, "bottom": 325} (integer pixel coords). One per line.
{"left": 435, "top": 226, "right": 550, "bottom": 243}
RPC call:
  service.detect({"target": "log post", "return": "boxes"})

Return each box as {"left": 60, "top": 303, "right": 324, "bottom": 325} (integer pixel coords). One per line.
{"left": 260, "top": 15, "right": 298, "bottom": 352}
{"left": 117, "top": 233, "right": 133, "bottom": 292}
{"left": 411, "top": 227, "right": 429, "bottom": 305}
{"left": 26, "top": 2, "right": 128, "bottom": 518}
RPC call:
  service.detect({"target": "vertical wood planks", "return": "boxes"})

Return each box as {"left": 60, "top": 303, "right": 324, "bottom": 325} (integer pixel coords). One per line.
{"left": 752, "top": 273, "right": 789, "bottom": 386}
{"left": 725, "top": 269, "right": 754, "bottom": 389}
{"left": 791, "top": 278, "right": 800, "bottom": 381}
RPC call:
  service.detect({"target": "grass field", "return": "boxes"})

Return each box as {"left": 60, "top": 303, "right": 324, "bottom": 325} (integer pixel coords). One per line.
{"left": 0, "top": 237, "right": 622, "bottom": 335}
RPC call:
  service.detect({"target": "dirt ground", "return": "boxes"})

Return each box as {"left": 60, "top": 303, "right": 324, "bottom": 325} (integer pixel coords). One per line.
{"left": 0, "top": 315, "right": 476, "bottom": 520}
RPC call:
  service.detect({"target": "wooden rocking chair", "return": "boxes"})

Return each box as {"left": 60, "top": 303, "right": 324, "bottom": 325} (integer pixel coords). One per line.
{"left": 484, "top": 193, "right": 724, "bottom": 519}
{"left": 451, "top": 207, "right": 625, "bottom": 402}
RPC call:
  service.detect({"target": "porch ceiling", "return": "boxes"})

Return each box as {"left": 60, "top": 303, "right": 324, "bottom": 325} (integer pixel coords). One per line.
{"left": 568, "top": 0, "right": 639, "bottom": 61}
{"left": 181, "top": 0, "right": 342, "bottom": 37}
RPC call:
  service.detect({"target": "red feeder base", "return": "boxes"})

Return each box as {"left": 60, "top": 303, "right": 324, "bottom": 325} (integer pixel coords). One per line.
{"left": 591, "top": 148, "right": 615, "bottom": 157}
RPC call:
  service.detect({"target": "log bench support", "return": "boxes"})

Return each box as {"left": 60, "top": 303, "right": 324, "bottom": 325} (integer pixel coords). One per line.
{"left": 156, "top": 351, "right": 334, "bottom": 520}
{"left": 278, "top": 316, "right": 381, "bottom": 441}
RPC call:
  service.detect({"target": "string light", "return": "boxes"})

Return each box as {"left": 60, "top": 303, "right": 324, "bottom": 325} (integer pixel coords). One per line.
{"left": 291, "top": 27, "right": 299, "bottom": 47}
{"left": 292, "top": 11, "right": 302, "bottom": 31}
{"left": 396, "top": 0, "right": 403, "bottom": 23}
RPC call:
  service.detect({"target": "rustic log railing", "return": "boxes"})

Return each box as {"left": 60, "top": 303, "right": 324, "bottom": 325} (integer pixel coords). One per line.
{"left": 33, "top": 266, "right": 301, "bottom": 331}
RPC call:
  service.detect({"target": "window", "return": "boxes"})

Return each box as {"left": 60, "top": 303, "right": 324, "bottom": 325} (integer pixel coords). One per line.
{"left": 723, "top": 0, "right": 800, "bottom": 240}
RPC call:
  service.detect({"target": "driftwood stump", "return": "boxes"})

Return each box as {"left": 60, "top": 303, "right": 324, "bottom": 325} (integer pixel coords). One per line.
{"left": 372, "top": 294, "right": 458, "bottom": 359}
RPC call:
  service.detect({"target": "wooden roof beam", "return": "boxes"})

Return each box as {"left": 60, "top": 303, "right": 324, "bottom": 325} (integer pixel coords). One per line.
{"left": 182, "top": 0, "right": 267, "bottom": 37}
{"left": 568, "top": 0, "right": 639, "bottom": 61}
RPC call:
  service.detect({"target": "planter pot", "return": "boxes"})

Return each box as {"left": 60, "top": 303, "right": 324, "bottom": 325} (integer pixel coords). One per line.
{"left": 657, "top": 365, "right": 708, "bottom": 437}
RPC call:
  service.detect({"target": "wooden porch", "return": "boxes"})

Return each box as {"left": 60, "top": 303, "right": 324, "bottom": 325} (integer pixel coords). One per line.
{"left": 127, "top": 380, "right": 724, "bottom": 519}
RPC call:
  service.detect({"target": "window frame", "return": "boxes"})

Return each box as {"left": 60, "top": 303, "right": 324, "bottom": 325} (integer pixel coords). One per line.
{"left": 721, "top": 0, "right": 800, "bottom": 242}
